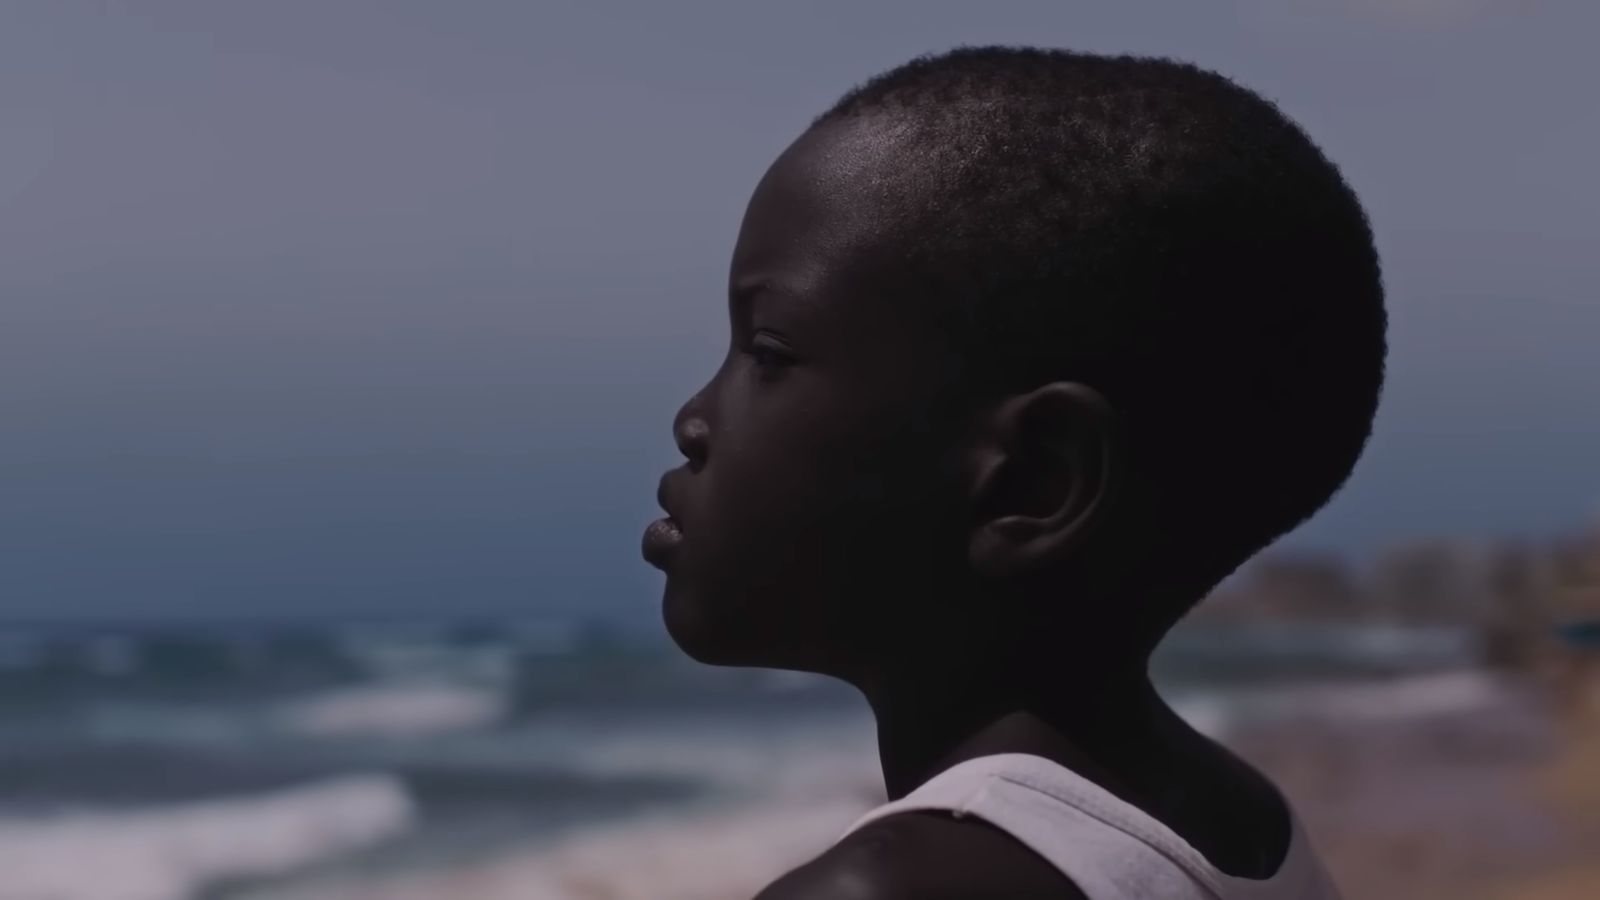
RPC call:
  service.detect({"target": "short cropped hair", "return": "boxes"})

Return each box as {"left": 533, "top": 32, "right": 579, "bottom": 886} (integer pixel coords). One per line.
{"left": 817, "top": 46, "right": 1386, "bottom": 612}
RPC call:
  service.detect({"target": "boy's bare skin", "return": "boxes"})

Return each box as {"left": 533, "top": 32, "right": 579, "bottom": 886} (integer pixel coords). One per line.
{"left": 644, "top": 115, "right": 1291, "bottom": 899}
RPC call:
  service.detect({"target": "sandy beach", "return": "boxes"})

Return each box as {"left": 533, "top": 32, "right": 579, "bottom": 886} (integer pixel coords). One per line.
{"left": 1233, "top": 672, "right": 1600, "bottom": 900}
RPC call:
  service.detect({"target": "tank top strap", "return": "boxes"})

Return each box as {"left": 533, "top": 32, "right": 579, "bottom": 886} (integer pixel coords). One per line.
{"left": 838, "top": 753, "right": 1341, "bottom": 900}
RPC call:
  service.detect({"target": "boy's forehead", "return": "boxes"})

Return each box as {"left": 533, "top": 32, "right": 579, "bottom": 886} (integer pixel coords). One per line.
{"left": 731, "top": 117, "right": 928, "bottom": 283}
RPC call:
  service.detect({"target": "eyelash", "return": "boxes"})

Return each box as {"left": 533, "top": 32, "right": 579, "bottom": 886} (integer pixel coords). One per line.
{"left": 745, "top": 335, "right": 794, "bottom": 374}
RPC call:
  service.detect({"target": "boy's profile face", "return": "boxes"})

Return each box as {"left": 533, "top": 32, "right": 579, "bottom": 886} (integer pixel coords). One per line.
{"left": 644, "top": 118, "right": 971, "bottom": 673}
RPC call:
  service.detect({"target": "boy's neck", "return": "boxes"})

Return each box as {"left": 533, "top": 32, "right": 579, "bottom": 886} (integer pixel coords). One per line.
{"left": 857, "top": 621, "right": 1292, "bottom": 877}
{"left": 855, "top": 645, "right": 1297, "bottom": 882}
{"left": 858, "top": 648, "right": 1165, "bottom": 802}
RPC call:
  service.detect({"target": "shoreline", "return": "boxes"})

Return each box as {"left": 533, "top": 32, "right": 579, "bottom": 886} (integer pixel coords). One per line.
{"left": 224, "top": 668, "right": 1600, "bottom": 900}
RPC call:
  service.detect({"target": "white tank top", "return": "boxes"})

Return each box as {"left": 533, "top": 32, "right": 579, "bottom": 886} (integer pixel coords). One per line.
{"left": 837, "top": 753, "right": 1341, "bottom": 900}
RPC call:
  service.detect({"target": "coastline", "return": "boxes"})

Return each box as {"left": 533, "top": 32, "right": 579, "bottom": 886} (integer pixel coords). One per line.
{"left": 222, "top": 668, "right": 1600, "bottom": 900}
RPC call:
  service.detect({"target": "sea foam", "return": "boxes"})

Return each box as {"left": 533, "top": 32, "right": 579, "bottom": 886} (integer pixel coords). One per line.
{"left": 0, "top": 775, "right": 414, "bottom": 900}
{"left": 274, "top": 682, "right": 507, "bottom": 739}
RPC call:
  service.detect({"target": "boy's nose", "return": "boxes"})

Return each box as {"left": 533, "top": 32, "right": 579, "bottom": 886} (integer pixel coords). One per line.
{"left": 672, "top": 411, "right": 710, "bottom": 468}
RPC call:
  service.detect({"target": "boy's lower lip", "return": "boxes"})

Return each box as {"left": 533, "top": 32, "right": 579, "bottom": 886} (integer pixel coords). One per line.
{"left": 641, "top": 516, "right": 683, "bottom": 569}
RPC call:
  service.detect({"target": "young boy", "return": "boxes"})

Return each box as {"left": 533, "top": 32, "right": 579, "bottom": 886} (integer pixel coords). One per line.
{"left": 642, "top": 46, "right": 1382, "bottom": 899}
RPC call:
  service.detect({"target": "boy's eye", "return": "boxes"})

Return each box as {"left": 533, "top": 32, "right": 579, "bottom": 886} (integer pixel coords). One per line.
{"left": 746, "top": 335, "right": 795, "bottom": 373}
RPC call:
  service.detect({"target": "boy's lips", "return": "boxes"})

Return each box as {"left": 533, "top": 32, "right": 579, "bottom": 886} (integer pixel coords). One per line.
{"left": 654, "top": 472, "right": 681, "bottom": 522}
{"left": 644, "top": 470, "right": 687, "bottom": 569}
{"left": 641, "top": 516, "right": 683, "bottom": 569}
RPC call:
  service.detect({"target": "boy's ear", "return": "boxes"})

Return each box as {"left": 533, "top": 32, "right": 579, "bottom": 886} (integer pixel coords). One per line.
{"left": 964, "top": 381, "right": 1118, "bottom": 579}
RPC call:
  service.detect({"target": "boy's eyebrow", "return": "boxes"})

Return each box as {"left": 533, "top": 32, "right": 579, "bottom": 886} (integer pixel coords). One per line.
{"left": 730, "top": 273, "right": 840, "bottom": 329}
{"left": 729, "top": 276, "right": 807, "bottom": 313}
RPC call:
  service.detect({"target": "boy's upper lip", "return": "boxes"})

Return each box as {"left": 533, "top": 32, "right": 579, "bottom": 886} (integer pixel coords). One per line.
{"left": 655, "top": 470, "right": 684, "bottom": 524}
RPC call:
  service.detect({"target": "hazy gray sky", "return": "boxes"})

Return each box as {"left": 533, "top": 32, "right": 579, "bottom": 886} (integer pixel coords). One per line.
{"left": 4, "top": 1, "right": 1597, "bottom": 621}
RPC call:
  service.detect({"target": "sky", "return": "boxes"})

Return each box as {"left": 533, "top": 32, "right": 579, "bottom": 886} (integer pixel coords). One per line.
{"left": 3, "top": 0, "right": 1597, "bottom": 622}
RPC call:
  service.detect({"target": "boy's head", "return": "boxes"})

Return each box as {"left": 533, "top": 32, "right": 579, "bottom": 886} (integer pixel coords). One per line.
{"left": 646, "top": 46, "right": 1385, "bottom": 676}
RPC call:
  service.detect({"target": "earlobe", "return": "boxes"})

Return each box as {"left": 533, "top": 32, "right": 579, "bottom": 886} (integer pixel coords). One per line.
{"left": 968, "top": 518, "right": 1036, "bottom": 579}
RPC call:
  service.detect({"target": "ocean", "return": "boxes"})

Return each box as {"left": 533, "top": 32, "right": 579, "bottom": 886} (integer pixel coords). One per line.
{"left": 0, "top": 616, "right": 1482, "bottom": 900}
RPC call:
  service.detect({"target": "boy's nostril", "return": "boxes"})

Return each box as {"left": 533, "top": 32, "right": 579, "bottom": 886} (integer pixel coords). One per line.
{"left": 675, "top": 417, "right": 711, "bottom": 464}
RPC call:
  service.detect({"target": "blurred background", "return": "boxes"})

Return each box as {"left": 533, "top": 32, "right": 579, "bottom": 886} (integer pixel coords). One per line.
{"left": 3, "top": 2, "right": 1598, "bottom": 898}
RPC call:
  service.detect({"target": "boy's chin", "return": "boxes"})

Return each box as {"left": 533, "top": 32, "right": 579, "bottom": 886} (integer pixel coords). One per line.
{"left": 661, "top": 582, "right": 756, "bottom": 666}
{"left": 661, "top": 581, "right": 808, "bottom": 669}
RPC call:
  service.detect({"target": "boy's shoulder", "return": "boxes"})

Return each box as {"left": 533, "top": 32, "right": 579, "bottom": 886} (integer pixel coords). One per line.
{"left": 753, "top": 810, "right": 1087, "bottom": 900}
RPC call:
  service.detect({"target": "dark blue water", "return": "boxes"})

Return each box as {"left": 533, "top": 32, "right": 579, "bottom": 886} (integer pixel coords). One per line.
{"left": 0, "top": 615, "right": 1482, "bottom": 899}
